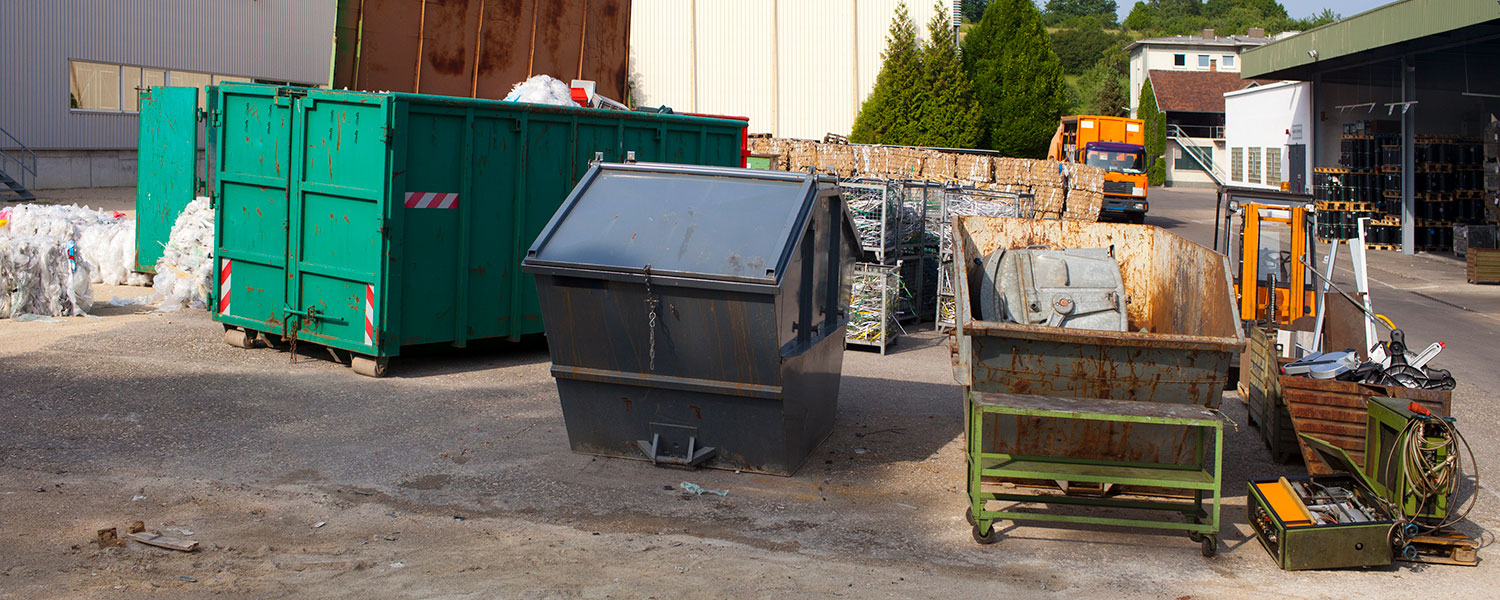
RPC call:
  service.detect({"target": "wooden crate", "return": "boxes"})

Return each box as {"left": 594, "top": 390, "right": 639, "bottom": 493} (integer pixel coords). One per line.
{"left": 1467, "top": 248, "right": 1500, "bottom": 283}
{"left": 1281, "top": 377, "right": 1451, "bottom": 473}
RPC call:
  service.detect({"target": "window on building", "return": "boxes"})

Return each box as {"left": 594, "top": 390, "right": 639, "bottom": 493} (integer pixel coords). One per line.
{"left": 1199, "top": 54, "right": 1210, "bottom": 68}
{"left": 1174, "top": 53, "right": 1186, "bottom": 67}
{"left": 70, "top": 61, "right": 121, "bottom": 110}
{"left": 1174, "top": 145, "right": 1212, "bottom": 171}
{"left": 1248, "top": 147, "right": 1263, "bottom": 184}
{"left": 71, "top": 61, "right": 259, "bottom": 112}
{"left": 120, "top": 66, "right": 142, "bottom": 112}
{"left": 1223, "top": 54, "right": 1236, "bottom": 68}
{"left": 1231, "top": 148, "right": 1244, "bottom": 182}
{"left": 1267, "top": 148, "right": 1282, "bottom": 186}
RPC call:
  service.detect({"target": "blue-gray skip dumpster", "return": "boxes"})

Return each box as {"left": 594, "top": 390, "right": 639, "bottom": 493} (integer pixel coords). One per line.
{"left": 522, "top": 162, "right": 861, "bottom": 476}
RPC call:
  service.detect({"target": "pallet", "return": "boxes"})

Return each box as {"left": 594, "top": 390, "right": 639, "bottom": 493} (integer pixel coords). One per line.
{"left": 1468, "top": 248, "right": 1500, "bottom": 283}
{"left": 1416, "top": 163, "right": 1454, "bottom": 173}
{"left": 1315, "top": 201, "right": 1376, "bottom": 212}
{"left": 1369, "top": 216, "right": 1401, "bottom": 227}
{"left": 1456, "top": 189, "right": 1483, "bottom": 200}
{"left": 1403, "top": 528, "right": 1480, "bottom": 566}
{"left": 1417, "top": 219, "right": 1453, "bottom": 227}
{"left": 1379, "top": 165, "right": 1403, "bottom": 174}
{"left": 1367, "top": 243, "right": 1401, "bottom": 251}
{"left": 1313, "top": 167, "right": 1350, "bottom": 174}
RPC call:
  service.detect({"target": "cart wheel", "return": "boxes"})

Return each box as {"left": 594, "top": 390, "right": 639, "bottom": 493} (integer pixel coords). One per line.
{"left": 972, "top": 523, "right": 998, "bottom": 545}
{"left": 223, "top": 327, "right": 256, "bottom": 349}
{"left": 1189, "top": 531, "right": 1204, "bottom": 543}
{"left": 352, "top": 355, "right": 389, "bottom": 378}
{"left": 1201, "top": 536, "right": 1217, "bottom": 558}
{"left": 965, "top": 507, "right": 977, "bottom": 526}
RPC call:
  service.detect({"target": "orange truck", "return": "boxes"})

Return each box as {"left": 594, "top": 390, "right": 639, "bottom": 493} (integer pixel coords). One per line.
{"left": 1047, "top": 115, "right": 1149, "bottom": 223}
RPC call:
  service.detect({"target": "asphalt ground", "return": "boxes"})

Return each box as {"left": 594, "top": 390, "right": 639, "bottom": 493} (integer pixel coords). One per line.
{"left": 1, "top": 186, "right": 1497, "bottom": 598}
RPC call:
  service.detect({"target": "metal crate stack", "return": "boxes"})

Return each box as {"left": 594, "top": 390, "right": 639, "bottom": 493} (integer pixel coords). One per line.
{"left": 840, "top": 179, "right": 928, "bottom": 350}
{"left": 935, "top": 186, "right": 1036, "bottom": 332}
{"left": 847, "top": 262, "right": 903, "bottom": 354}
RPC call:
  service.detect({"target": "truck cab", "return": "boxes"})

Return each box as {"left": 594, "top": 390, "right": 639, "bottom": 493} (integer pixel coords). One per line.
{"left": 1049, "top": 115, "right": 1150, "bottom": 223}
{"left": 1085, "top": 141, "right": 1149, "bottom": 223}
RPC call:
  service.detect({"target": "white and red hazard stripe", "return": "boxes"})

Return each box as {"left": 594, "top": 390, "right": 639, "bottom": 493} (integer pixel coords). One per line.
{"left": 404, "top": 192, "right": 459, "bottom": 209}
{"left": 218, "top": 258, "right": 232, "bottom": 315}
{"left": 363, "top": 283, "right": 375, "bottom": 346}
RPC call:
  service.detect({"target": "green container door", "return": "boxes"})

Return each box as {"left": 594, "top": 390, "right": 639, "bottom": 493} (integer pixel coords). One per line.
{"left": 291, "top": 90, "right": 393, "bottom": 353}
{"left": 215, "top": 85, "right": 295, "bottom": 340}
{"left": 134, "top": 86, "right": 199, "bottom": 273}
{"left": 215, "top": 84, "right": 392, "bottom": 355}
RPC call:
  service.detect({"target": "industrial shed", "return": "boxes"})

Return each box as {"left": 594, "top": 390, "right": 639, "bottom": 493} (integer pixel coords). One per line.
{"left": 1241, "top": 0, "right": 1500, "bottom": 254}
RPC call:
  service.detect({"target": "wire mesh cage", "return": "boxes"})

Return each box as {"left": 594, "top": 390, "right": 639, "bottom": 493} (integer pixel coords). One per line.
{"left": 935, "top": 186, "right": 1036, "bottom": 331}
{"left": 846, "top": 262, "right": 903, "bottom": 354}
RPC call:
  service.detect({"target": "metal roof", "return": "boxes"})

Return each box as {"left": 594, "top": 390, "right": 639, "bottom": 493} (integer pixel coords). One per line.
{"left": 1242, "top": 0, "right": 1500, "bottom": 80}
{"left": 1125, "top": 35, "right": 1272, "bottom": 52}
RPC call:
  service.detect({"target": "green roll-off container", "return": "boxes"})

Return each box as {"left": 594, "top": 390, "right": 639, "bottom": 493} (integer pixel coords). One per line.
{"left": 210, "top": 83, "right": 747, "bottom": 376}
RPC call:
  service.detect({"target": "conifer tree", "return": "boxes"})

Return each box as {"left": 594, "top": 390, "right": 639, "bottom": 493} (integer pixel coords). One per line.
{"left": 850, "top": 3, "right": 926, "bottom": 145}
{"left": 961, "top": 0, "right": 1068, "bottom": 157}
{"left": 1136, "top": 79, "right": 1167, "bottom": 185}
{"left": 915, "top": 2, "right": 982, "bottom": 148}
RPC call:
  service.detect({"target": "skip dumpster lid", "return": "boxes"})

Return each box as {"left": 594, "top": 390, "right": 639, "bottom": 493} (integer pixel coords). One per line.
{"left": 524, "top": 163, "right": 828, "bottom": 284}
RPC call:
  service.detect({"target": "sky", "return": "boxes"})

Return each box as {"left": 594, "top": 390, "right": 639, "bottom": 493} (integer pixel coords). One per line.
{"left": 1108, "top": 0, "right": 1394, "bottom": 21}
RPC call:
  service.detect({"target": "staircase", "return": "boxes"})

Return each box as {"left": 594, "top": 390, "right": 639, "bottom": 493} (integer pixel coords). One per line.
{"left": 1167, "top": 124, "right": 1226, "bottom": 187}
{"left": 0, "top": 124, "right": 38, "bottom": 202}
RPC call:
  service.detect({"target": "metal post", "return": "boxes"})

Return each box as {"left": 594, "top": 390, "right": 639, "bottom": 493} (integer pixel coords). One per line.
{"left": 1401, "top": 56, "right": 1416, "bottom": 255}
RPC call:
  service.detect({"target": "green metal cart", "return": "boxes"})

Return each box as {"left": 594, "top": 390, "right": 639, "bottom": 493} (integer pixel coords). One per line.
{"left": 966, "top": 392, "right": 1225, "bottom": 556}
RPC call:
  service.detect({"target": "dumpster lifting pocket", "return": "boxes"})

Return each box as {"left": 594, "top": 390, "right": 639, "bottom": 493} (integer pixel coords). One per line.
{"left": 637, "top": 423, "right": 717, "bottom": 468}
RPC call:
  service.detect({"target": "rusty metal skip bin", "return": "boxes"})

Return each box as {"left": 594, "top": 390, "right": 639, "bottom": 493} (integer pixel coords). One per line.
{"left": 951, "top": 216, "right": 1245, "bottom": 465}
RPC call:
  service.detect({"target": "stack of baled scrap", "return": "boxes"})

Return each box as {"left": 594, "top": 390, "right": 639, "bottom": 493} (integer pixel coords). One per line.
{"left": 1062, "top": 162, "right": 1107, "bottom": 222}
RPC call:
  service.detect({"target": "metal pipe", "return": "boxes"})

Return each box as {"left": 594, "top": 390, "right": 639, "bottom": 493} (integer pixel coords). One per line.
{"left": 1401, "top": 56, "right": 1415, "bottom": 255}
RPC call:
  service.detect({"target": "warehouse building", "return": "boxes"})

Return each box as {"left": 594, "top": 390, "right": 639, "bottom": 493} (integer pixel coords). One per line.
{"left": 0, "top": 1, "right": 335, "bottom": 191}
{"left": 629, "top": 0, "right": 959, "bottom": 140}
{"left": 1241, "top": 0, "right": 1500, "bottom": 254}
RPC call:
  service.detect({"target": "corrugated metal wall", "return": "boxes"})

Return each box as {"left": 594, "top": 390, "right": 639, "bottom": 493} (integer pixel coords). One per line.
{"left": 0, "top": 0, "right": 336, "bottom": 150}
{"left": 630, "top": 0, "right": 957, "bottom": 139}
{"left": 331, "top": 0, "right": 631, "bottom": 100}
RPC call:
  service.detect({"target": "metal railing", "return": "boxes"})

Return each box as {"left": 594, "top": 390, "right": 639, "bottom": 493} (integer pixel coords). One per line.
{"left": 1170, "top": 124, "right": 1225, "bottom": 140}
{"left": 0, "top": 124, "right": 38, "bottom": 192}
{"left": 1168, "top": 124, "right": 1227, "bottom": 186}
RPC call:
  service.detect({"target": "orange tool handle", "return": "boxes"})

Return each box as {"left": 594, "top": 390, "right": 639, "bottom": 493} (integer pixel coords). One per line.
{"left": 1408, "top": 402, "right": 1431, "bottom": 417}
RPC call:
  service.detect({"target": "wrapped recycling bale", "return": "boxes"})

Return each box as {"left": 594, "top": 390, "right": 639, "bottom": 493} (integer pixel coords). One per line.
{"left": 924, "top": 150, "right": 957, "bottom": 182}
{"left": 1031, "top": 184, "right": 1068, "bottom": 215}
{"left": 0, "top": 236, "right": 94, "bottom": 318}
{"left": 852, "top": 145, "right": 887, "bottom": 177}
{"left": 1064, "top": 189, "right": 1105, "bottom": 222}
{"left": 786, "top": 139, "right": 819, "bottom": 172}
{"left": 817, "top": 143, "right": 856, "bottom": 177}
{"left": 956, "top": 154, "right": 993, "bottom": 184}
{"left": 1066, "top": 162, "right": 1107, "bottom": 193}
{"left": 887, "top": 148, "right": 925, "bottom": 178}
{"left": 1, "top": 203, "right": 148, "bottom": 286}
{"left": 152, "top": 197, "right": 216, "bottom": 311}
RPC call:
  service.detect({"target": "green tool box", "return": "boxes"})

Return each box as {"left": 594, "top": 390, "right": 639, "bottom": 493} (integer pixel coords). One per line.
{"left": 1248, "top": 434, "right": 1397, "bottom": 570}
{"left": 1365, "top": 397, "right": 1452, "bottom": 521}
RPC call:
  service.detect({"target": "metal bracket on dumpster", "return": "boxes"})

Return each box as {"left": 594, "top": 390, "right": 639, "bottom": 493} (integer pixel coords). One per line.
{"left": 636, "top": 424, "right": 717, "bottom": 469}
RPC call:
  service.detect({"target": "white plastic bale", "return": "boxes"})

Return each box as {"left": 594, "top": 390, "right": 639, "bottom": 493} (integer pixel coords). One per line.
{"left": 503, "top": 75, "right": 576, "bottom": 107}
{"left": 0, "top": 236, "right": 94, "bottom": 318}
{"left": 152, "top": 197, "right": 216, "bottom": 311}
{"left": 0, "top": 203, "right": 147, "bottom": 286}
